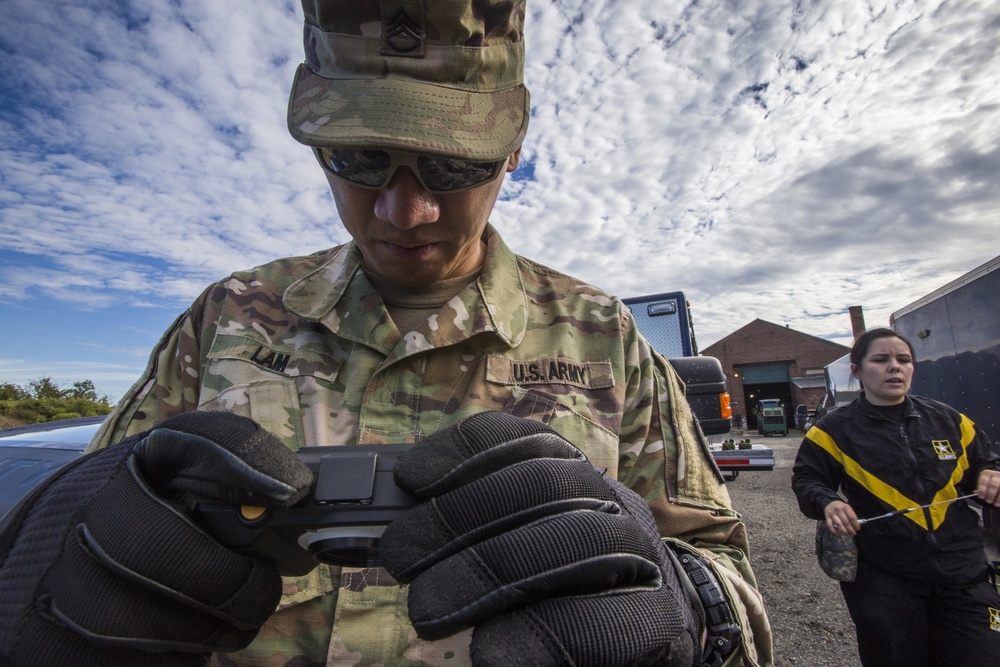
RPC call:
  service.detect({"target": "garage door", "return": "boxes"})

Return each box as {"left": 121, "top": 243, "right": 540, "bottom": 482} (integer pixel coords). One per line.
{"left": 741, "top": 364, "right": 790, "bottom": 384}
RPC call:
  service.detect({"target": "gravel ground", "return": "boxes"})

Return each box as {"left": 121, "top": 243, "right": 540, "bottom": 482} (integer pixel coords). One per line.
{"left": 717, "top": 430, "right": 1000, "bottom": 666}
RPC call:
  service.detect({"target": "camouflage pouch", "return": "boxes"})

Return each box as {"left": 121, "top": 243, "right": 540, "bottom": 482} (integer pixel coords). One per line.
{"left": 815, "top": 521, "right": 857, "bottom": 582}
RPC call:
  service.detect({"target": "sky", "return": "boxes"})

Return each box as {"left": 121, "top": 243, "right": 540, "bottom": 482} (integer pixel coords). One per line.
{"left": 2, "top": 0, "right": 999, "bottom": 403}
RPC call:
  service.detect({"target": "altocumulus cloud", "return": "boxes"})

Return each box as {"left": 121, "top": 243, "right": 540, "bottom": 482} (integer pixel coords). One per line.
{"left": 1, "top": 0, "right": 999, "bottom": 400}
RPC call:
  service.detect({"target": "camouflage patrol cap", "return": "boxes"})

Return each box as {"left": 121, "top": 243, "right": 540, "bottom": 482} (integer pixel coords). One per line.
{"left": 815, "top": 521, "right": 858, "bottom": 582}
{"left": 288, "top": 0, "right": 530, "bottom": 161}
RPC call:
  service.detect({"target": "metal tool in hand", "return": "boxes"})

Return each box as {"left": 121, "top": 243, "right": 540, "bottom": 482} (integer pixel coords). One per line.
{"left": 857, "top": 493, "right": 979, "bottom": 525}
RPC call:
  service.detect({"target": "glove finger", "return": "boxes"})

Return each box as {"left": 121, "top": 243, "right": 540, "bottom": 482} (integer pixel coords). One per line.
{"left": 14, "top": 608, "right": 209, "bottom": 667}
{"left": 381, "top": 458, "right": 618, "bottom": 579}
{"left": 471, "top": 589, "right": 697, "bottom": 667}
{"left": 46, "top": 456, "right": 281, "bottom": 651}
{"left": 135, "top": 411, "right": 313, "bottom": 507}
{"left": 405, "top": 511, "right": 664, "bottom": 639}
{"left": 393, "top": 412, "right": 586, "bottom": 498}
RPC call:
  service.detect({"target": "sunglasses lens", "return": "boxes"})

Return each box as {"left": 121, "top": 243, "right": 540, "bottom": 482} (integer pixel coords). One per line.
{"left": 319, "top": 148, "right": 504, "bottom": 192}
{"left": 417, "top": 156, "right": 502, "bottom": 191}
{"left": 322, "top": 149, "right": 391, "bottom": 187}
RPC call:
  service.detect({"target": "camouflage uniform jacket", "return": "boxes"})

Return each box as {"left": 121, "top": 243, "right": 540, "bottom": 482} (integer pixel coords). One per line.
{"left": 91, "top": 226, "right": 772, "bottom": 666}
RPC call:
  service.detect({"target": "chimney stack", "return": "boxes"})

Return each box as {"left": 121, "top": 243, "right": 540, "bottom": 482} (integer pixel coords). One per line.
{"left": 849, "top": 305, "right": 866, "bottom": 338}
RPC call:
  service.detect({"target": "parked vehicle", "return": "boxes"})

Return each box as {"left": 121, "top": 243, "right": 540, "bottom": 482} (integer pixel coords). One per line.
{"left": 803, "top": 354, "right": 859, "bottom": 432}
{"left": 0, "top": 416, "right": 99, "bottom": 518}
{"left": 756, "top": 398, "right": 788, "bottom": 436}
{"left": 623, "top": 291, "right": 774, "bottom": 481}
{"left": 623, "top": 291, "right": 732, "bottom": 436}
{"left": 794, "top": 404, "right": 813, "bottom": 432}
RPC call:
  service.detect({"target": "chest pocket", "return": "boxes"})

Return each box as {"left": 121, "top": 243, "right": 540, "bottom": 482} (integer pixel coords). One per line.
{"left": 501, "top": 386, "right": 621, "bottom": 478}
{"left": 199, "top": 333, "right": 343, "bottom": 451}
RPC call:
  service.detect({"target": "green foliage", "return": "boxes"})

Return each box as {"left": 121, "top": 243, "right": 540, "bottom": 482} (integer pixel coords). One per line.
{"left": 69, "top": 380, "right": 100, "bottom": 401}
{"left": 0, "top": 377, "right": 113, "bottom": 427}
{"left": 0, "top": 383, "right": 30, "bottom": 401}
{"left": 29, "top": 377, "right": 64, "bottom": 400}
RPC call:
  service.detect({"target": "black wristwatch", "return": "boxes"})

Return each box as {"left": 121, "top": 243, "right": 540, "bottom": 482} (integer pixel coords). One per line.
{"left": 667, "top": 544, "right": 742, "bottom": 667}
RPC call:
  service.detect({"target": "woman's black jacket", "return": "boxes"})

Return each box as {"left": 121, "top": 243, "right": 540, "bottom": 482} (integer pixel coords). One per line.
{"left": 792, "top": 394, "right": 1000, "bottom": 586}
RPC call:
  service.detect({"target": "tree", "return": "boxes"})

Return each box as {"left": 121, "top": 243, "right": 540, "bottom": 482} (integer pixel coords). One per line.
{"left": 69, "top": 380, "right": 100, "bottom": 402}
{"left": 0, "top": 383, "right": 30, "bottom": 401}
{"left": 0, "top": 377, "right": 112, "bottom": 428}
{"left": 29, "top": 377, "right": 63, "bottom": 400}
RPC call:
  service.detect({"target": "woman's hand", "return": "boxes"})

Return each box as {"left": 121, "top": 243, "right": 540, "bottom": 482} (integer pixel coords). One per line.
{"left": 824, "top": 500, "right": 860, "bottom": 536}
{"left": 976, "top": 469, "right": 1000, "bottom": 507}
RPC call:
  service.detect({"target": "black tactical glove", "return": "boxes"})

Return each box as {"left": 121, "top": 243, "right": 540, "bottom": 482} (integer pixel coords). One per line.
{"left": 379, "top": 411, "right": 703, "bottom": 667}
{"left": 0, "top": 412, "right": 314, "bottom": 667}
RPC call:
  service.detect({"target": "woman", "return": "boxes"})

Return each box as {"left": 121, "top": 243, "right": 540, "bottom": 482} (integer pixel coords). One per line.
{"left": 792, "top": 328, "right": 1000, "bottom": 667}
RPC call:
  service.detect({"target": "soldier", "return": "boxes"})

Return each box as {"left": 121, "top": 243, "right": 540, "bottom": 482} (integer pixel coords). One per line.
{"left": 0, "top": 1, "right": 772, "bottom": 666}
{"left": 793, "top": 328, "right": 1000, "bottom": 666}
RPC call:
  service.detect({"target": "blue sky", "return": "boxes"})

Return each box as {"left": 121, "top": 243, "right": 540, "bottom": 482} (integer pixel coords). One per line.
{"left": 2, "top": 0, "right": 999, "bottom": 402}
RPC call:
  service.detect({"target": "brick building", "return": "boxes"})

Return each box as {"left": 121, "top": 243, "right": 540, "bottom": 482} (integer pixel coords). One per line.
{"left": 702, "top": 319, "right": 850, "bottom": 429}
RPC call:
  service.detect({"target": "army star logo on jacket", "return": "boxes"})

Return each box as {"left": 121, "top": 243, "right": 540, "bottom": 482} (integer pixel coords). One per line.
{"left": 932, "top": 440, "right": 957, "bottom": 460}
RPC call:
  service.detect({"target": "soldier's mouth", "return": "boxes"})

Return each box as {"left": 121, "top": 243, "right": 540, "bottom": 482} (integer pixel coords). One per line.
{"left": 383, "top": 241, "right": 438, "bottom": 260}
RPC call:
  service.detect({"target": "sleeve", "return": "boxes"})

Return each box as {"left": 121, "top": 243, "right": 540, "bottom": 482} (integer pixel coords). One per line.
{"left": 790, "top": 427, "right": 846, "bottom": 520}
{"left": 87, "top": 284, "right": 217, "bottom": 452}
{"left": 615, "top": 316, "right": 773, "bottom": 667}
{"left": 960, "top": 414, "right": 1000, "bottom": 494}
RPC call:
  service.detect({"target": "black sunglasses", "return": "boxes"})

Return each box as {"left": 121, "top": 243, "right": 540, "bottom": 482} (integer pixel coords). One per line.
{"left": 313, "top": 147, "right": 506, "bottom": 193}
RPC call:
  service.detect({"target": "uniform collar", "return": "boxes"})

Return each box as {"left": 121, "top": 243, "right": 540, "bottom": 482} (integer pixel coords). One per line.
{"left": 858, "top": 393, "right": 920, "bottom": 420}
{"left": 282, "top": 224, "right": 527, "bottom": 355}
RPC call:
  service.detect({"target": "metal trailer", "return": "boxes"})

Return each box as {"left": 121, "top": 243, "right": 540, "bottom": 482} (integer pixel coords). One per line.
{"left": 890, "top": 255, "right": 1000, "bottom": 440}
{"left": 711, "top": 445, "right": 777, "bottom": 481}
{"left": 623, "top": 292, "right": 774, "bottom": 479}
{"left": 889, "top": 254, "right": 1000, "bottom": 536}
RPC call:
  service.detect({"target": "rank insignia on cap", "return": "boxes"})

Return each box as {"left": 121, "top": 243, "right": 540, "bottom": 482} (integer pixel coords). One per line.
{"left": 989, "top": 607, "right": 1000, "bottom": 632}
{"left": 289, "top": 0, "right": 529, "bottom": 160}
{"left": 383, "top": 4, "right": 425, "bottom": 56}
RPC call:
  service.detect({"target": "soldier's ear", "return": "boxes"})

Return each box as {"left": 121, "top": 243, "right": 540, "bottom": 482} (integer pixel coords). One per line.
{"left": 506, "top": 146, "right": 522, "bottom": 173}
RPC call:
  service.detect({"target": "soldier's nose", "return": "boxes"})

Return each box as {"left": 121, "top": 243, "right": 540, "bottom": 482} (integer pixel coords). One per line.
{"left": 374, "top": 168, "right": 440, "bottom": 229}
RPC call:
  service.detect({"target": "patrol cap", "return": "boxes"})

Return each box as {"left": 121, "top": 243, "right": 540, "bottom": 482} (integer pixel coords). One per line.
{"left": 288, "top": 0, "right": 530, "bottom": 161}
{"left": 815, "top": 521, "right": 858, "bottom": 582}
